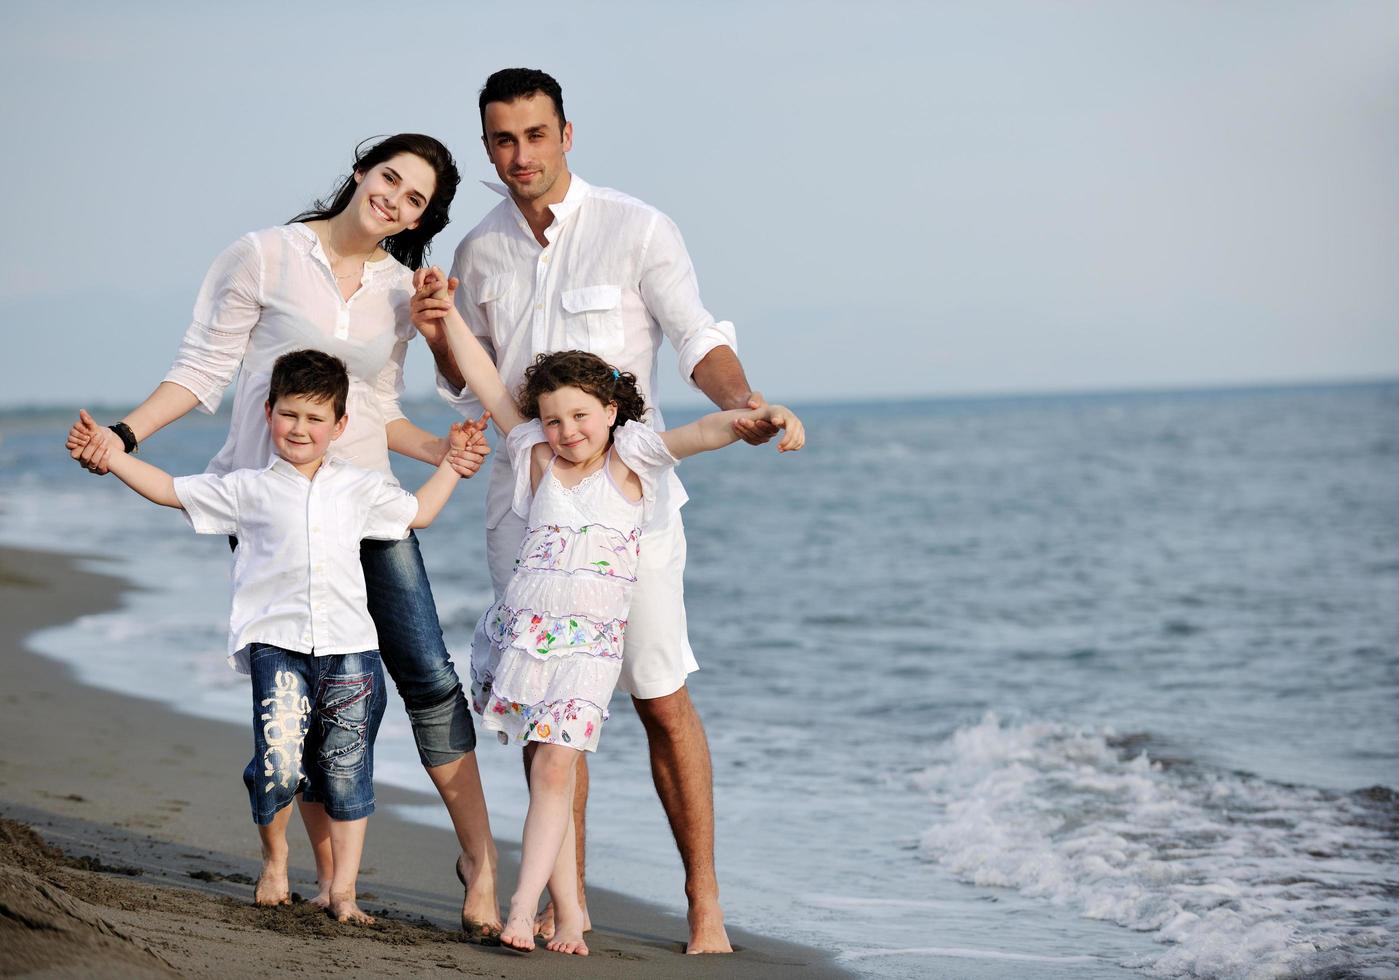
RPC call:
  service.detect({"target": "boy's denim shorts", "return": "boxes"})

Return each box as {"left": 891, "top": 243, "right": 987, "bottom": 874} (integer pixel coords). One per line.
{"left": 243, "top": 643, "right": 387, "bottom": 826}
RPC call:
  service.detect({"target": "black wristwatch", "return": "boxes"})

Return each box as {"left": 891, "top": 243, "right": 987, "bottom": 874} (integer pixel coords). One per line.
{"left": 107, "top": 422, "right": 139, "bottom": 455}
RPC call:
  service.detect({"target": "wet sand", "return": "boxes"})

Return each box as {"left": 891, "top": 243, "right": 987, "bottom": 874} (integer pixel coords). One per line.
{"left": 0, "top": 544, "right": 851, "bottom": 978}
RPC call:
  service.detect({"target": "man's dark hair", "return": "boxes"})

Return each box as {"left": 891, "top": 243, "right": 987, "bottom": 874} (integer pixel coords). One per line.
{"left": 266, "top": 350, "right": 350, "bottom": 419}
{"left": 478, "top": 68, "right": 566, "bottom": 135}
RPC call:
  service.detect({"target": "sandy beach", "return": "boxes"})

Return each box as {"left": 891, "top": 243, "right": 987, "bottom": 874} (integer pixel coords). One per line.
{"left": 0, "top": 544, "right": 852, "bottom": 978}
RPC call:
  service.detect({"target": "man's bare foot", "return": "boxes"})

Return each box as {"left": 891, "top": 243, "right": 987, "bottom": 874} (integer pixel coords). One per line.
{"left": 686, "top": 900, "right": 732, "bottom": 954}
{"left": 456, "top": 853, "right": 503, "bottom": 936}
{"left": 308, "top": 879, "right": 331, "bottom": 910}
{"left": 253, "top": 863, "right": 291, "bottom": 907}
{"left": 545, "top": 928, "right": 589, "bottom": 956}
{"left": 328, "top": 890, "right": 375, "bottom": 925}
{"left": 499, "top": 907, "right": 536, "bottom": 952}
{"left": 534, "top": 897, "right": 591, "bottom": 940}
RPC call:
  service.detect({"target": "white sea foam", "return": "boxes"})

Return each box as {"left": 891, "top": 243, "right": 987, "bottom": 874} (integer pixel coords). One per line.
{"left": 915, "top": 714, "right": 1399, "bottom": 979}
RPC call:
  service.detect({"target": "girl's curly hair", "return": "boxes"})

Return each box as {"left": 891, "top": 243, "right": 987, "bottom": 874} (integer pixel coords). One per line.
{"left": 517, "top": 350, "right": 648, "bottom": 433}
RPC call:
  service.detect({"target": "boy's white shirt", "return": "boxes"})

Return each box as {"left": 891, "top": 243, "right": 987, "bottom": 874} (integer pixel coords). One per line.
{"left": 173, "top": 454, "right": 418, "bottom": 673}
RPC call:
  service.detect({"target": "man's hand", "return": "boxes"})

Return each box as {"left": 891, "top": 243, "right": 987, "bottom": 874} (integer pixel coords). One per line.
{"left": 66, "top": 409, "right": 123, "bottom": 475}
{"left": 410, "top": 266, "right": 459, "bottom": 344}
{"left": 731, "top": 391, "right": 780, "bottom": 446}
{"left": 442, "top": 412, "right": 491, "bottom": 478}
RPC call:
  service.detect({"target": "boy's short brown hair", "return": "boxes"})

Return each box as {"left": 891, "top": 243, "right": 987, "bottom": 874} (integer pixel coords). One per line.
{"left": 266, "top": 350, "right": 350, "bottom": 418}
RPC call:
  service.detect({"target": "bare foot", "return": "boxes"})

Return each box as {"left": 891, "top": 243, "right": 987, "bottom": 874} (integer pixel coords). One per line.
{"left": 499, "top": 906, "right": 536, "bottom": 952}
{"left": 546, "top": 928, "right": 589, "bottom": 956}
{"left": 534, "top": 897, "right": 591, "bottom": 940}
{"left": 456, "top": 853, "right": 503, "bottom": 936}
{"left": 329, "top": 890, "right": 375, "bottom": 925}
{"left": 308, "top": 879, "right": 331, "bottom": 910}
{"left": 686, "top": 900, "right": 732, "bottom": 954}
{"left": 253, "top": 862, "right": 291, "bottom": 907}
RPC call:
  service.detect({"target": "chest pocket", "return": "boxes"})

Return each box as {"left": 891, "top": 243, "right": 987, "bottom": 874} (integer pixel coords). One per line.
{"left": 560, "top": 285, "right": 624, "bottom": 358}
{"left": 474, "top": 272, "right": 514, "bottom": 329}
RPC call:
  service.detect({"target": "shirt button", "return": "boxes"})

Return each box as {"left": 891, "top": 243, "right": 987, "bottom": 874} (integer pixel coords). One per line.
{"left": 535, "top": 304, "right": 543, "bottom": 311}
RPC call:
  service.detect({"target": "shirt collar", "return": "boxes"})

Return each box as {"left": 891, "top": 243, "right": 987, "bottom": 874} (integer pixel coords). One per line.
{"left": 266, "top": 452, "right": 347, "bottom": 479}
{"left": 288, "top": 221, "right": 397, "bottom": 275}
{"left": 485, "top": 173, "right": 592, "bottom": 241}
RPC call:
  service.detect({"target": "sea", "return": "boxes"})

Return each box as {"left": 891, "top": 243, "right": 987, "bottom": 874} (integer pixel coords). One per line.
{"left": 2, "top": 381, "right": 1396, "bottom": 979}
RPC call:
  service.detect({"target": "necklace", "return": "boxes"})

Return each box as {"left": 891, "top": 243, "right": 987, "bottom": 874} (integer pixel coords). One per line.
{"left": 320, "top": 228, "right": 377, "bottom": 282}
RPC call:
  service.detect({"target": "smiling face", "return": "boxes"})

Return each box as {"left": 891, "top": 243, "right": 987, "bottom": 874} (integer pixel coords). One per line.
{"left": 482, "top": 93, "right": 573, "bottom": 207}
{"left": 350, "top": 152, "right": 437, "bottom": 240}
{"left": 536, "top": 385, "right": 617, "bottom": 466}
{"left": 264, "top": 392, "right": 347, "bottom": 477}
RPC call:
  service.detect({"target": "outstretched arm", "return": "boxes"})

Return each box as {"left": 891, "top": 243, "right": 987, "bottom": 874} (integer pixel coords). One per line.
{"left": 415, "top": 268, "right": 527, "bottom": 434}
{"left": 70, "top": 410, "right": 183, "bottom": 508}
{"left": 409, "top": 420, "right": 478, "bottom": 529}
{"left": 659, "top": 404, "right": 805, "bottom": 460}
{"left": 66, "top": 382, "right": 201, "bottom": 475}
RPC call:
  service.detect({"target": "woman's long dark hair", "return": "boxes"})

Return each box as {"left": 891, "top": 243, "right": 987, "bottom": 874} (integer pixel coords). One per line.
{"left": 288, "top": 134, "right": 460, "bottom": 270}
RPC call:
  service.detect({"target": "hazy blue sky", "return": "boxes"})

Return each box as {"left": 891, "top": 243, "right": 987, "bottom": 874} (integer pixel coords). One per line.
{"left": 4, "top": 1, "right": 1397, "bottom": 409}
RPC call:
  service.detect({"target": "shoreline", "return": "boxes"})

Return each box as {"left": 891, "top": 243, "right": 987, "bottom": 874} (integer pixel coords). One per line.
{"left": 0, "top": 543, "right": 852, "bottom": 978}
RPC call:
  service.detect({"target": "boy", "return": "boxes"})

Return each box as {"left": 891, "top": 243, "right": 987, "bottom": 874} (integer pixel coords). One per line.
{"left": 69, "top": 349, "right": 478, "bottom": 924}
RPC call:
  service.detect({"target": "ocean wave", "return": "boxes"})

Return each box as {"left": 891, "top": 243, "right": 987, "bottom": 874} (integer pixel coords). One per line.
{"left": 914, "top": 714, "right": 1399, "bottom": 979}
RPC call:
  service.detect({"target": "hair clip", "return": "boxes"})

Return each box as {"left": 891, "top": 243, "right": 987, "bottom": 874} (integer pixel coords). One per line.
{"left": 611, "top": 369, "right": 620, "bottom": 380}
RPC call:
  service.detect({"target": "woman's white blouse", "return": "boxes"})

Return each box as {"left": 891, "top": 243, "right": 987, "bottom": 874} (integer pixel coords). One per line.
{"left": 163, "top": 223, "right": 415, "bottom": 480}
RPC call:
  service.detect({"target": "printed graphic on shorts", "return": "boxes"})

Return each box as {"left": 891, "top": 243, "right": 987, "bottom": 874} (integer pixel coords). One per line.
{"left": 260, "top": 669, "right": 311, "bottom": 793}
{"left": 317, "top": 671, "right": 373, "bottom": 776}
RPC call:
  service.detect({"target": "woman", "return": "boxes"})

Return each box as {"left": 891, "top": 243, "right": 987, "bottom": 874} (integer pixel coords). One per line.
{"left": 67, "top": 133, "right": 502, "bottom": 933}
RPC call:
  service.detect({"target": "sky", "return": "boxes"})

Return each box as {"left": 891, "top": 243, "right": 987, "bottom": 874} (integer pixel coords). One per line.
{"left": 3, "top": 1, "right": 1397, "bottom": 410}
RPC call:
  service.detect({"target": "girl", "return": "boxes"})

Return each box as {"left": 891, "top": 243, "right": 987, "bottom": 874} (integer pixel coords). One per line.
{"left": 424, "top": 269, "right": 804, "bottom": 955}
{"left": 65, "top": 135, "right": 503, "bottom": 933}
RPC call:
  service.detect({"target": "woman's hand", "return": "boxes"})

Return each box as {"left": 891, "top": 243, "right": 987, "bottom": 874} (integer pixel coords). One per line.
{"left": 442, "top": 413, "right": 491, "bottom": 478}
{"left": 66, "top": 409, "right": 124, "bottom": 475}
{"left": 410, "top": 266, "right": 458, "bottom": 342}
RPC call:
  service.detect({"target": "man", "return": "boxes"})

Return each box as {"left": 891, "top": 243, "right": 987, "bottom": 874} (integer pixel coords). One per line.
{"left": 413, "top": 67, "right": 777, "bottom": 954}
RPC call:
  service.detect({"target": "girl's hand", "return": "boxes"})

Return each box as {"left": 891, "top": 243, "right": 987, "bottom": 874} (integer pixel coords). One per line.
{"left": 66, "top": 409, "right": 122, "bottom": 475}
{"left": 409, "top": 266, "right": 460, "bottom": 341}
{"left": 731, "top": 391, "right": 780, "bottom": 446}
{"left": 762, "top": 404, "right": 806, "bottom": 453}
{"left": 443, "top": 413, "right": 491, "bottom": 477}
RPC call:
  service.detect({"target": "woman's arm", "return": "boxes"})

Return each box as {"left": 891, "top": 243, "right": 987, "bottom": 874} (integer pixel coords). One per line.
{"left": 659, "top": 404, "right": 805, "bottom": 460}
{"left": 416, "top": 269, "right": 527, "bottom": 434}
{"left": 69, "top": 410, "right": 183, "bottom": 507}
{"left": 67, "top": 381, "right": 202, "bottom": 474}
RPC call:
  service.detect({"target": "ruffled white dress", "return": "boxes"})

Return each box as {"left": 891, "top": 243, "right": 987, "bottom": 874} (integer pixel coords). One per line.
{"left": 470, "top": 420, "right": 678, "bottom": 752}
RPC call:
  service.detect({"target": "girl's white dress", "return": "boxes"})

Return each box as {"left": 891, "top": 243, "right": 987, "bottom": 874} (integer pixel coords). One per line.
{"left": 470, "top": 420, "right": 678, "bottom": 752}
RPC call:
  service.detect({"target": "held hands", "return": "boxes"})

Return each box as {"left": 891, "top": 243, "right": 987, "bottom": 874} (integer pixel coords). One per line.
{"left": 409, "top": 266, "right": 459, "bottom": 342}
{"left": 66, "top": 409, "right": 123, "bottom": 475}
{"left": 443, "top": 413, "right": 492, "bottom": 478}
{"left": 750, "top": 404, "right": 805, "bottom": 453}
{"left": 732, "top": 391, "right": 782, "bottom": 446}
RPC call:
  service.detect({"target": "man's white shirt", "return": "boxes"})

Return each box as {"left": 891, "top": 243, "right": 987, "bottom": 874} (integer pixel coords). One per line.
{"left": 440, "top": 174, "right": 737, "bottom": 531}
{"left": 173, "top": 455, "right": 419, "bottom": 672}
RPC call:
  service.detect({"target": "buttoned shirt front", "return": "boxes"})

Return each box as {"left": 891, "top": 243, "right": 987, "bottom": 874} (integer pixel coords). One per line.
{"left": 173, "top": 455, "right": 419, "bottom": 672}
{"left": 164, "top": 223, "right": 417, "bottom": 481}
{"left": 441, "top": 174, "right": 737, "bottom": 530}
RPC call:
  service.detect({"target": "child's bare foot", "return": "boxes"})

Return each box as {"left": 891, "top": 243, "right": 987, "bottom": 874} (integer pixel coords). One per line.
{"left": 308, "top": 879, "right": 332, "bottom": 910}
{"left": 499, "top": 905, "right": 537, "bottom": 952}
{"left": 253, "top": 860, "right": 291, "bottom": 907}
{"left": 456, "top": 852, "right": 502, "bottom": 936}
{"left": 546, "top": 928, "right": 589, "bottom": 956}
{"left": 534, "top": 896, "right": 591, "bottom": 940}
{"left": 328, "top": 890, "right": 375, "bottom": 925}
{"left": 686, "top": 900, "right": 732, "bottom": 954}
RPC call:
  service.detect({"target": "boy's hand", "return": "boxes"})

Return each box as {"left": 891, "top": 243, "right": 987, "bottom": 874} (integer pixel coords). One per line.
{"left": 761, "top": 404, "right": 805, "bottom": 453}
{"left": 66, "top": 409, "right": 122, "bottom": 475}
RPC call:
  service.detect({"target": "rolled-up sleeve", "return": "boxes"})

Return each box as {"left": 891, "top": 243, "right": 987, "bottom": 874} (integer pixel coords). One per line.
{"left": 637, "top": 214, "right": 738, "bottom": 390}
{"left": 163, "top": 235, "right": 263, "bottom": 414}
{"left": 173, "top": 472, "right": 240, "bottom": 535}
